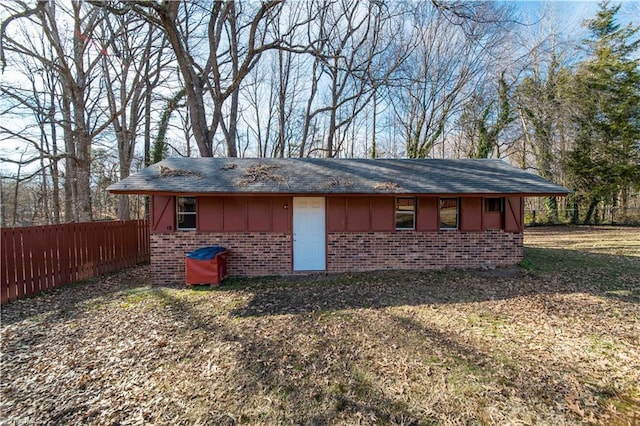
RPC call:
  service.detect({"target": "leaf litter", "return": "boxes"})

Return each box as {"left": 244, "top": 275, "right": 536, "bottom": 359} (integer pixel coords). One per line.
{"left": 1, "top": 226, "right": 639, "bottom": 425}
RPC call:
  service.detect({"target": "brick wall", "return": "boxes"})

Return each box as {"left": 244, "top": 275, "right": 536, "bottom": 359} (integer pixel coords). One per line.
{"left": 150, "top": 232, "right": 291, "bottom": 285}
{"left": 327, "top": 230, "right": 523, "bottom": 272}
{"left": 150, "top": 230, "right": 522, "bottom": 284}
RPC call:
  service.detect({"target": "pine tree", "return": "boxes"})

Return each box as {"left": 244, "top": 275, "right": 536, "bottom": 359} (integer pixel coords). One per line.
{"left": 567, "top": 1, "right": 640, "bottom": 223}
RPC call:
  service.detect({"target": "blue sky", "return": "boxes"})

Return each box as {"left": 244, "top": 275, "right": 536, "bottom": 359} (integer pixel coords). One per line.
{"left": 0, "top": 0, "right": 637, "bottom": 175}
{"left": 510, "top": 0, "right": 638, "bottom": 32}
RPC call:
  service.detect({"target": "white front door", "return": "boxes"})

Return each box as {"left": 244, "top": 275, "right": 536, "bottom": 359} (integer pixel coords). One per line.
{"left": 293, "top": 197, "right": 326, "bottom": 271}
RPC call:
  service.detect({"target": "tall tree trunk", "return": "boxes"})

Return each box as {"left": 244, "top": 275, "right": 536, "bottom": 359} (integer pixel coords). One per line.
{"left": 276, "top": 49, "right": 287, "bottom": 158}
{"left": 583, "top": 196, "right": 599, "bottom": 225}
{"left": 49, "top": 95, "right": 60, "bottom": 224}
{"left": 300, "top": 56, "right": 320, "bottom": 157}
{"left": 75, "top": 135, "right": 92, "bottom": 222}
{"left": 61, "top": 96, "right": 76, "bottom": 222}
{"left": 371, "top": 90, "right": 377, "bottom": 159}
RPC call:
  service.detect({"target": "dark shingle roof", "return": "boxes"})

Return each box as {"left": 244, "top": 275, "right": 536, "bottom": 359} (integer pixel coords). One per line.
{"left": 107, "top": 158, "right": 570, "bottom": 196}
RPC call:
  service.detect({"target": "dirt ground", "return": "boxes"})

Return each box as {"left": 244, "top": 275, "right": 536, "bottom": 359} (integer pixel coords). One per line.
{"left": 1, "top": 226, "right": 639, "bottom": 425}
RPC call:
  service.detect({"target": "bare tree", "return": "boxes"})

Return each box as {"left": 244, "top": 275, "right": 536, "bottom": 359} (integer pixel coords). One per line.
{"left": 298, "top": 0, "right": 407, "bottom": 158}
{"left": 99, "top": 11, "right": 170, "bottom": 219}
{"left": 390, "top": 1, "right": 515, "bottom": 158}
{"left": 0, "top": 34, "right": 63, "bottom": 224}
{"left": 240, "top": 59, "right": 276, "bottom": 157}
{"left": 1, "top": 1, "right": 133, "bottom": 221}
{"left": 270, "top": 3, "right": 308, "bottom": 158}
{"left": 124, "top": 0, "right": 306, "bottom": 158}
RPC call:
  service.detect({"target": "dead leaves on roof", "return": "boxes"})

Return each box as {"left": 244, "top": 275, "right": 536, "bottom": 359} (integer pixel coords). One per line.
{"left": 317, "top": 176, "right": 354, "bottom": 190}
{"left": 236, "top": 163, "right": 287, "bottom": 187}
{"left": 220, "top": 162, "right": 236, "bottom": 170}
{"left": 374, "top": 181, "right": 402, "bottom": 191}
{"left": 157, "top": 165, "right": 202, "bottom": 178}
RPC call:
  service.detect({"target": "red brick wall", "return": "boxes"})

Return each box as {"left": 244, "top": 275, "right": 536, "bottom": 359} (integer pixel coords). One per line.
{"left": 327, "top": 230, "right": 523, "bottom": 272}
{"left": 150, "top": 232, "right": 291, "bottom": 285}
{"left": 150, "top": 229, "right": 522, "bottom": 284}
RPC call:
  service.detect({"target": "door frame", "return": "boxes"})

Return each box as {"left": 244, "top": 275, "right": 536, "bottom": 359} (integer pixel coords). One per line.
{"left": 292, "top": 197, "right": 326, "bottom": 271}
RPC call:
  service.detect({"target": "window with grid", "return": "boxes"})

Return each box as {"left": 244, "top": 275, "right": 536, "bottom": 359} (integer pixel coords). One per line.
{"left": 395, "top": 197, "right": 415, "bottom": 230}
{"left": 439, "top": 198, "right": 458, "bottom": 229}
{"left": 176, "top": 197, "right": 197, "bottom": 230}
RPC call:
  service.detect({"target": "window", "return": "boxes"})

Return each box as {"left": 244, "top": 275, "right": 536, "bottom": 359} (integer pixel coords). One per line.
{"left": 395, "top": 197, "right": 415, "bottom": 230}
{"left": 440, "top": 198, "right": 458, "bottom": 229}
{"left": 485, "top": 197, "right": 504, "bottom": 212}
{"left": 177, "top": 197, "right": 196, "bottom": 230}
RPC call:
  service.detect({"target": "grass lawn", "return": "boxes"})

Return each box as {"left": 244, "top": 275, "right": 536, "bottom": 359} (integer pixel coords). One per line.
{"left": 1, "top": 226, "right": 639, "bottom": 425}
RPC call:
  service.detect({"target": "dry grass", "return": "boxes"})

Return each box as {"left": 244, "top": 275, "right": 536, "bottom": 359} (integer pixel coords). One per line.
{"left": 1, "top": 226, "right": 639, "bottom": 425}
{"left": 525, "top": 226, "right": 640, "bottom": 257}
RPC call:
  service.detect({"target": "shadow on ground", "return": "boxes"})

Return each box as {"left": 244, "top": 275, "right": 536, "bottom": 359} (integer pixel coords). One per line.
{"left": 2, "top": 246, "right": 638, "bottom": 327}
{"left": 2, "top": 244, "right": 638, "bottom": 424}
{"left": 228, "top": 248, "right": 639, "bottom": 318}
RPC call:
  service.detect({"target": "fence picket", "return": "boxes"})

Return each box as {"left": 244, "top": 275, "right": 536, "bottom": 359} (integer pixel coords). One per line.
{"left": 2, "top": 228, "right": 16, "bottom": 303}
{"left": 30, "top": 227, "right": 44, "bottom": 294}
{"left": 43, "top": 225, "right": 57, "bottom": 291}
{"left": 1, "top": 220, "right": 149, "bottom": 304}
{"left": 15, "top": 227, "right": 28, "bottom": 300}
{"left": 49, "top": 225, "right": 61, "bottom": 290}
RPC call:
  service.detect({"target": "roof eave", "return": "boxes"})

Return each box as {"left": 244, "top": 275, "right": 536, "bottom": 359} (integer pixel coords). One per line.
{"left": 108, "top": 189, "right": 571, "bottom": 197}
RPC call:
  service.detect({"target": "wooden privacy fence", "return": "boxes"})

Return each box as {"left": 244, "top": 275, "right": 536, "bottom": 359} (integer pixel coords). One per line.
{"left": 1, "top": 220, "right": 150, "bottom": 305}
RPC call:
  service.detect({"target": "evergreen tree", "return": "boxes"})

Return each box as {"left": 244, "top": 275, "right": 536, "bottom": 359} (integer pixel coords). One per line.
{"left": 516, "top": 49, "right": 573, "bottom": 223}
{"left": 473, "top": 73, "right": 514, "bottom": 159}
{"left": 567, "top": 1, "right": 640, "bottom": 223}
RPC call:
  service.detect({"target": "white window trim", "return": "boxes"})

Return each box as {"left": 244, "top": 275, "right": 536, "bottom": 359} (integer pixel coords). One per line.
{"left": 176, "top": 197, "right": 197, "bottom": 231}
{"left": 395, "top": 197, "right": 416, "bottom": 230}
{"left": 439, "top": 197, "right": 459, "bottom": 230}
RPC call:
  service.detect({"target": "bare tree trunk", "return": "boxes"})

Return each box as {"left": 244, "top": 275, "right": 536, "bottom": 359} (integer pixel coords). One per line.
{"left": 371, "top": 90, "right": 377, "bottom": 158}
{"left": 299, "top": 55, "right": 320, "bottom": 157}
{"left": 156, "top": 1, "right": 214, "bottom": 157}
{"left": 60, "top": 94, "right": 76, "bottom": 222}
{"left": 39, "top": 155, "right": 50, "bottom": 224}
{"left": 276, "top": 49, "right": 289, "bottom": 158}
{"left": 326, "top": 64, "right": 339, "bottom": 158}
{"left": 49, "top": 97, "right": 61, "bottom": 224}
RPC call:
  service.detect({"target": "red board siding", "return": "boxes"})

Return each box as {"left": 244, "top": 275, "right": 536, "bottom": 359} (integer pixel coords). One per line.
{"left": 248, "top": 196, "right": 272, "bottom": 231}
{"left": 371, "top": 197, "right": 394, "bottom": 231}
{"left": 152, "top": 195, "right": 175, "bottom": 233}
{"left": 153, "top": 194, "right": 522, "bottom": 235}
{"left": 505, "top": 196, "right": 524, "bottom": 233}
{"left": 224, "top": 196, "right": 248, "bottom": 231}
{"left": 347, "top": 198, "right": 370, "bottom": 231}
{"left": 483, "top": 212, "right": 503, "bottom": 230}
{"left": 327, "top": 197, "right": 347, "bottom": 231}
{"left": 460, "top": 198, "right": 482, "bottom": 231}
{"left": 483, "top": 205, "right": 503, "bottom": 230}
{"left": 416, "top": 197, "right": 439, "bottom": 231}
{"left": 198, "top": 197, "right": 224, "bottom": 231}
{"left": 272, "top": 197, "right": 292, "bottom": 232}
{"left": 328, "top": 196, "right": 395, "bottom": 232}
{"left": 198, "top": 196, "right": 291, "bottom": 233}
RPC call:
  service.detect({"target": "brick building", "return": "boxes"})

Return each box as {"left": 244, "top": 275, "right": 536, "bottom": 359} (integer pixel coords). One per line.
{"left": 108, "top": 158, "right": 569, "bottom": 284}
